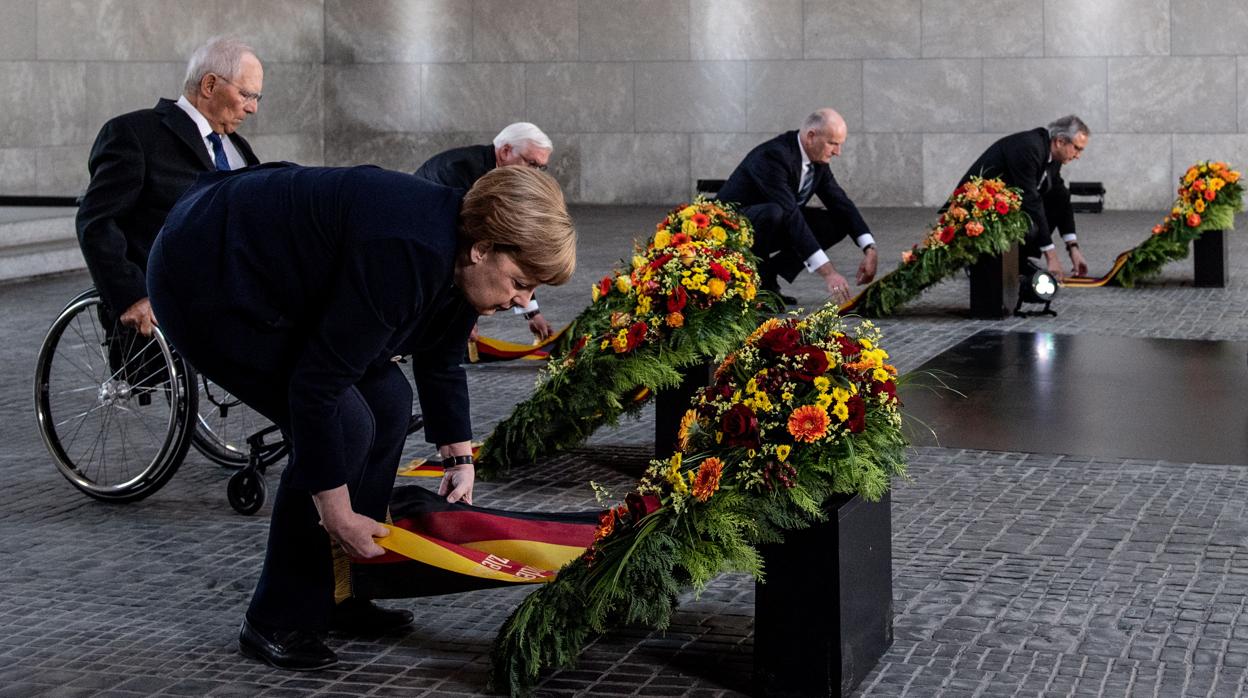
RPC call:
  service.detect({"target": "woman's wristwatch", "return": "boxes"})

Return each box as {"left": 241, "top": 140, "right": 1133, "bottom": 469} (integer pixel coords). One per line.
{"left": 440, "top": 454, "right": 474, "bottom": 468}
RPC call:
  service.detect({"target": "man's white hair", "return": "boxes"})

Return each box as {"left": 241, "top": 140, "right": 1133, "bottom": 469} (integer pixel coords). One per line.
{"left": 493, "top": 122, "right": 553, "bottom": 152}
{"left": 183, "top": 36, "right": 258, "bottom": 97}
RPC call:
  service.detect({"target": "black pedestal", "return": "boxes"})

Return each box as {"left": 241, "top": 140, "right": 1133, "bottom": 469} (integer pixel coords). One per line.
{"left": 653, "top": 362, "right": 711, "bottom": 460}
{"left": 1193, "top": 229, "right": 1228, "bottom": 288}
{"left": 754, "top": 492, "right": 894, "bottom": 697}
{"left": 967, "top": 245, "right": 1019, "bottom": 319}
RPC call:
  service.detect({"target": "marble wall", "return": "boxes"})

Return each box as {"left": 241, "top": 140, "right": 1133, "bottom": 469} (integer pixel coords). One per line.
{"left": 0, "top": 0, "right": 325, "bottom": 197}
{"left": 8, "top": 0, "right": 1248, "bottom": 212}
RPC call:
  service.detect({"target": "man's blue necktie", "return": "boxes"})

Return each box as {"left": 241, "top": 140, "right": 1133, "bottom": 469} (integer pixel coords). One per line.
{"left": 797, "top": 167, "right": 814, "bottom": 205}
{"left": 206, "top": 132, "right": 230, "bottom": 171}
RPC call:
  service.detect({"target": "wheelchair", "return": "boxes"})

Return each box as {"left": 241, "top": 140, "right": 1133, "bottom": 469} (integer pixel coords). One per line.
{"left": 34, "top": 289, "right": 288, "bottom": 514}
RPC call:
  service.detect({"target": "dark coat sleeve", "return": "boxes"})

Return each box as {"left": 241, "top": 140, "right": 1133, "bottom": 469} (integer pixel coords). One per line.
{"left": 1043, "top": 168, "right": 1076, "bottom": 238}
{"left": 1002, "top": 136, "right": 1051, "bottom": 245}
{"left": 76, "top": 117, "right": 151, "bottom": 314}
{"left": 410, "top": 302, "right": 477, "bottom": 446}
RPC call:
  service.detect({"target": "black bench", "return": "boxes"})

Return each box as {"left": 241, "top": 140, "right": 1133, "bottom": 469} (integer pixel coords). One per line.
{"left": 1069, "top": 181, "right": 1105, "bottom": 213}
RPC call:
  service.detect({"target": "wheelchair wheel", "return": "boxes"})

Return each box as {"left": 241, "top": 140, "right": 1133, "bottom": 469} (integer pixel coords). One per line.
{"left": 191, "top": 376, "right": 274, "bottom": 469}
{"left": 227, "top": 468, "right": 267, "bottom": 515}
{"left": 34, "top": 291, "right": 196, "bottom": 502}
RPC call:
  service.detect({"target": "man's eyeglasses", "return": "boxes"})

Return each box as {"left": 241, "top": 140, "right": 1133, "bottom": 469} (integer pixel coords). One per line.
{"left": 522, "top": 155, "right": 548, "bottom": 171}
{"left": 214, "top": 75, "right": 262, "bottom": 104}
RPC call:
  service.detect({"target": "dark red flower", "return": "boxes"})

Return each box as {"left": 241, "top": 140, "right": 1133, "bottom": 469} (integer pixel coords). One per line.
{"left": 671, "top": 233, "right": 691, "bottom": 245}
{"left": 568, "top": 335, "right": 588, "bottom": 359}
{"left": 787, "top": 345, "right": 830, "bottom": 381}
{"left": 994, "top": 199, "right": 1009, "bottom": 214}
{"left": 938, "top": 225, "right": 956, "bottom": 244}
{"left": 758, "top": 326, "right": 801, "bottom": 355}
{"left": 708, "top": 261, "right": 730, "bottom": 281}
{"left": 627, "top": 321, "right": 648, "bottom": 349}
{"left": 870, "top": 379, "right": 899, "bottom": 404}
{"left": 649, "top": 253, "right": 674, "bottom": 271}
{"left": 846, "top": 395, "right": 866, "bottom": 433}
{"left": 835, "top": 335, "right": 861, "bottom": 359}
{"left": 625, "top": 492, "right": 661, "bottom": 523}
{"left": 975, "top": 197, "right": 991, "bottom": 210}
{"left": 720, "top": 403, "right": 760, "bottom": 448}
{"left": 667, "top": 286, "right": 688, "bottom": 313}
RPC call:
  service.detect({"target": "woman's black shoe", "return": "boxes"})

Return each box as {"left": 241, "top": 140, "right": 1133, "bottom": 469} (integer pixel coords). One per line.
{"left": 239, "top": 618, "right": 338, "bottom": 671}
{"left": 331, "top": 598, "right": 414, "bottom": 633}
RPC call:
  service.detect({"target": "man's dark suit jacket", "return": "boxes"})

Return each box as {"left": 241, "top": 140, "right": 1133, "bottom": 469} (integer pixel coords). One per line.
{"left": 151, "top": 164, "right": 476, "bottom": 492}
{"left": 414, "top": 143, "right": 495, "bottom": 191}
{"left": 76, "top": 98, "right": 259, "bottom": 315}
{"left": 956, "top": 127, "right": 1075, "bottom": 249}
{"left": 717, "top": 130, "right": 871, "bottom": 260}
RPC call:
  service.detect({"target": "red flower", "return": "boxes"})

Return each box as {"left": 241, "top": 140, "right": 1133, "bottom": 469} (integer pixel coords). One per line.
{"left": 568, "top": 335, "right": 588, "bottom": 359}
{"left": 870, "top": 379, "right": 899, "bottom": 404}
{"left": 938, "top": 225, "right": 956, "bottom": 244}
{"left": 671, "top": 233, "right": 691, "bottom": 246}
{"left": 667, "top": 285, "right": 688, "bottom": 313}
{"left": 625, "top": 492, "right": 661, "bottom": 522}
{"left": 975, "top": 197, "right": 991, "bottom": 210}
{"left": 627, "top": 321, "right": 648, "bottom": 350}
{"left": 649, "top": 253, "right": 674, "bottom": 270}
{"left": 691, "top": 212, "right": 711, "bottom": 228}
{"left": 845, "top": 395, "right": 866, "bottom": 433}
{"left": 758, "top": 326, "right": 801, "bottom": 355}
{"left": 708, "top": 261, "right": 731, "bottom": 281}
{"left": 720, "top": 403, "right": 760, "bottom": 449}
{"left": 787, "top": 345, "right": 830, "bottom": 381}
{"left": 995, "top": 200, "right": 1009, "bottom": 214}
{"left": 598, "top": 276, "right": 613, "bottom": 297}
{"left": 835, "top": 335, "right": 861, "bottom": 358}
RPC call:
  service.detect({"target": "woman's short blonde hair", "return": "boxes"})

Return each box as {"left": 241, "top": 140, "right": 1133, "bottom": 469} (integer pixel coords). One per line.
{"left": 460, "top": 166, "right": 576, "bottom": 285}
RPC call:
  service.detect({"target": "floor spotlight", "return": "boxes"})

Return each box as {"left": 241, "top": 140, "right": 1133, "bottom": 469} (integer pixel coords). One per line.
{"left": 1014, "top": 261, "right": 1058, "bottom": 317}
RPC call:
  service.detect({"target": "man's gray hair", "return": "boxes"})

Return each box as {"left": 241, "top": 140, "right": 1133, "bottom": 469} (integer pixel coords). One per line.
{"left": 493, "top": 122, "right": 553, "bottom": 152}
{"left": 183, "top": 36, "right": 258, "bottom": 96}
{"left": 1048, "top": 114, "right": 1090, "bottom": 142}
{"left": 802, "top": 110, "right": 829, "bottom": 133}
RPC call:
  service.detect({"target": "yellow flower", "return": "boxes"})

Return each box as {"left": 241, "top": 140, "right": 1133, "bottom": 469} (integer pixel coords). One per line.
{"left": 813, "top": 376, "right": 830, "bottom": 392}
{"left": 591, "top": 284, "right": 601, "bottom": 302}
{"left": 632, "top": 255, "right": 647, "bottom": 270}
{"left": 832, "top": 387, "right": 850, "bottom": 402}
{"left": 872, "top": 367, "right": 891, "bottom": 383}
{"left": 615, "top": 276, "right": 632, "bottom": 293}
{"left": 682, "top": 219, "right": 698, "bottom": 235}
{"left": 775, "top": 444, "right": 791, "bottom": 462}
{"left": 636, "top": 295, "right": 652, "bottom": 315}
{"left": 742, "top": 284, "right": 757, "bottom": 301}
{"left": 815, "top": 392, "right": 833, "bottom": 409}
{"left": 654, "top": 230, "right": 671, "bottom": 249}
{"left": 710, "top": 226, "right": 727, "bottom": 244}
{"left": 708, "top": 278, "right": 726, "bottom": 297}
{"left": 831, "top": 401, "right": 849, "bottom": 422}
{"left": 678, "top": 205, "right": 696, "bottom": 220}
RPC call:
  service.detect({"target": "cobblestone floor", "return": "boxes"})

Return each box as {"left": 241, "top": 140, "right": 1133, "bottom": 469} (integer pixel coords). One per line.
{"left": 2, "top": 205, "right": 1246, "bottom": 697}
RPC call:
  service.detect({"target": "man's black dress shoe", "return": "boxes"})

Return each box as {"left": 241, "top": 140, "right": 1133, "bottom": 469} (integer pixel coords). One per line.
{"left": 331, "top": 598, "right": 414, "bottom": 634}
{"left": 239, "top": 617, "right": 337, "bottom": 671}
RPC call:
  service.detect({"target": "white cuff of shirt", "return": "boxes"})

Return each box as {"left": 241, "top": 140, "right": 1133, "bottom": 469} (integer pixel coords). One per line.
{"left": 803, "top": 249, "right": 831, "bottom": 273}
{"left": 1061, "top": 233, "right": 1078, "bottom": 243}
{"left": 802, "top": 234, "right": 877, "bottom": 274}
{"left": 512, "top": 299, "right": 540, "bottom": 314}
{"left": 1039, "top": 243, "right": 1057, "bottom": 252}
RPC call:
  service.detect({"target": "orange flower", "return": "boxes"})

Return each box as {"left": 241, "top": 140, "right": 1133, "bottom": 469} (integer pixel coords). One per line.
{"left": 666, "top": 312, "right": 685, "bottom": 328}
{"left": 1152, "top": 224, "right": 1165, "bottom": 235}
{"left": 594, "top": 509, "right": 616, "bottom": 542}
{"left": 691, "top": 212, "right": 711, "bottom": 228}
{"left": 691, "top": 457, "right": 724, "bottom": 501}
{"left": 1187, "top": 212, "right": 1202, "bottom": 228}
{"left": 901, "top": 250, "right": 916, "bottom": 264}
{"left": 787, "top": 404, "right": 830, "bottom": 443}
{"left": 677, "top": 409, "right": 698, "bottom": 450}
{"left": 965, "top": 220, "right": 985, "bottom": 237}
